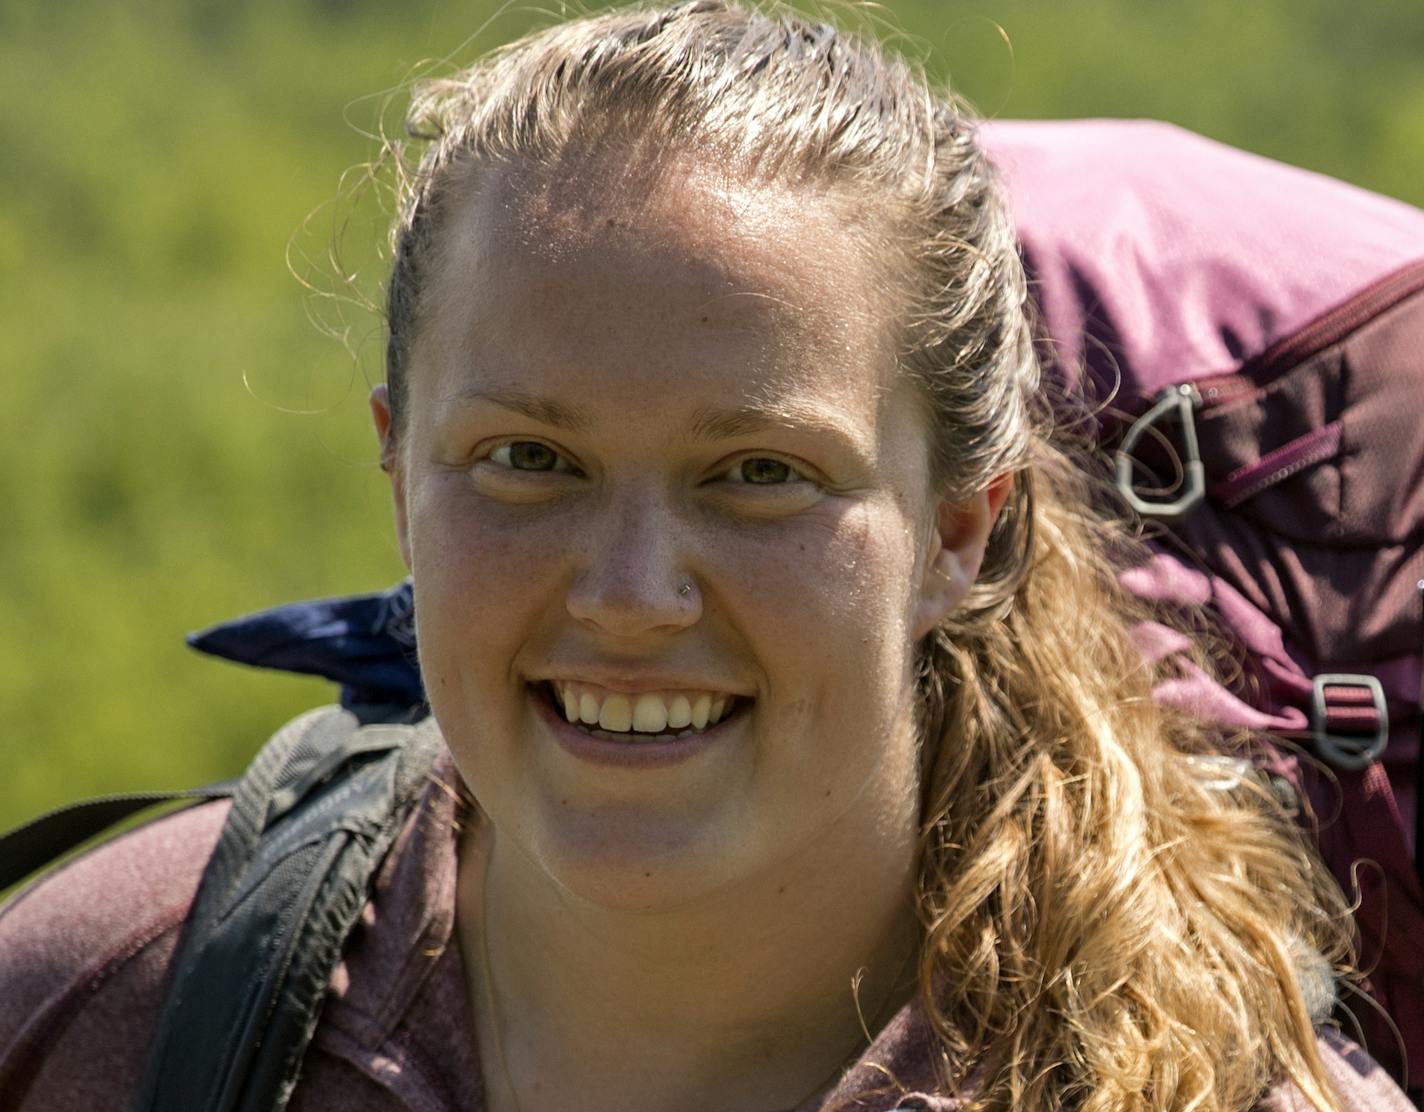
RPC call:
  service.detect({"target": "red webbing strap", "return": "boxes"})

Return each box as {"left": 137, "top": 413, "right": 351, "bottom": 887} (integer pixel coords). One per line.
{"left": 1322, "top": 685, "right": 1384, "bottom": 731}
{"left": 1331, "top": 761, "right": 1424, "bottom": 1087}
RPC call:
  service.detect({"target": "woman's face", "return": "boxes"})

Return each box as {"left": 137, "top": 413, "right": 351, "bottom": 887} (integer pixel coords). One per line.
{"left": 377, "top": 153, "right": 993, "bottom": 910}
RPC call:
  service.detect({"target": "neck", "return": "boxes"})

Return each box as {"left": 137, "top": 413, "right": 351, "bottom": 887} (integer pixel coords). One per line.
{"left": 457, "top": 818, "right": 920, "bottom": 1112}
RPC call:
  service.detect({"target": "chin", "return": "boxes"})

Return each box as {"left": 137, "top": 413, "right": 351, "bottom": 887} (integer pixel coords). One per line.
{"left": 520, "top": 801, "right": 751, "bottom": 912}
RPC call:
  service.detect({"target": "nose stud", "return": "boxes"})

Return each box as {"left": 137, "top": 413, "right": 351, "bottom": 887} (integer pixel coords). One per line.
{"left": 678, "top": 582, "right": 694, "bottom": 597}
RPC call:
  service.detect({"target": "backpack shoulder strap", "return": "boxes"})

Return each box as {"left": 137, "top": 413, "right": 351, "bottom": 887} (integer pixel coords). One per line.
{"left": 133, "top": 704, "right": 443, "bottom": 1112}
{"left": 0, "top": 782, "right": 237, "bottom": 894}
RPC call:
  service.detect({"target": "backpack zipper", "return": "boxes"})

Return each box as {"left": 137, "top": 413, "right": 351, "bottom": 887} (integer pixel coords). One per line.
{"left": 1252, "top": 257, "right": 1424, "bottom": 378}
{"left": 1110, "top": 258, "right": 1424, "bottom": 424}
{"left": 1115, "top": 257, "right": 1424, "bottom": 519}
{"left": 1192, "top": 257, "right": 1424, "bottom": 410}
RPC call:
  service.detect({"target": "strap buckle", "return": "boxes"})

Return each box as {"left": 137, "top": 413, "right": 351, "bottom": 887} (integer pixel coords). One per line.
{"left": 1310, "top": 673, "right": 1389, "bottom": 770}
{"left": 1114, "top": 384, "right": 1206, "bottom": 521}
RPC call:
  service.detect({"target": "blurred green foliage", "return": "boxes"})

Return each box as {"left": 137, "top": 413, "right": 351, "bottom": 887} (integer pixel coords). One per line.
{"left": 1, "top": 0, "right": 1421, "bottom": 832}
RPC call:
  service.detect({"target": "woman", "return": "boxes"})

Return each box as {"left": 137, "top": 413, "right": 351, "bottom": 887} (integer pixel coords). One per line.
{"left": 0, "top": 3, "right": 1412, "bottom": 1109}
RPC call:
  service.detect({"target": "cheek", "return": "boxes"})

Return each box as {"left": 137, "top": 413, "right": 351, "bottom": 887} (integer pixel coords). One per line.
{"left": 719, "top": 501, "right": 918, "bottom": 639}
{"left": 713, "top": 499, "right": 924, "bottom": 738}
{"left": 738, "top": 504, "right": 926, "bottom": 824}
{"left": 406, "top": 477, "right": 573, "bottom": 691}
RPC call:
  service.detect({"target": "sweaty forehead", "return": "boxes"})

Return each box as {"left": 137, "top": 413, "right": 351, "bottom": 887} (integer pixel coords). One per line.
{"left": 427, "top": 150, "right": 896, "bottom": 362}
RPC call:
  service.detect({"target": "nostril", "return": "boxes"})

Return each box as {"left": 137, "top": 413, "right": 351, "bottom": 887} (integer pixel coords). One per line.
{"left": 564, "top": 561, "right": 704, "bottom": 637}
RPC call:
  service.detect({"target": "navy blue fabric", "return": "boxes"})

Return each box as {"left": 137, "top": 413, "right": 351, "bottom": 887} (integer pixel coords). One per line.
{"left": 187, "top": 580, "right": 425, "bottom": 711}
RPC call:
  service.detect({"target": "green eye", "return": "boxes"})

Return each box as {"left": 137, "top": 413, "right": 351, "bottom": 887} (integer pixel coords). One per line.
{"left": 489, "top": 442, "right": 571, "bottom": 472}
{"left": 730, "top": 458, "right": 797, "bottom": 484}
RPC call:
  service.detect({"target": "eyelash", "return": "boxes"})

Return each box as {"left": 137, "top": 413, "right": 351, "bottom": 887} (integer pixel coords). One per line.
{"left": 485, "top": 441, "right": 579, "bottom": 474}
{"left": 479, "top": 442, "right": 814, "bottom": 489}
{"left": 719, "top": 456, "right": 810, "bottom": 486}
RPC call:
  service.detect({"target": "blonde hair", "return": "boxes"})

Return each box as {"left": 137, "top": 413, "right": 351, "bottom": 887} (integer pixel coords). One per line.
{"left": 381, "top": 3, "right": 1355, "bottom": 1108}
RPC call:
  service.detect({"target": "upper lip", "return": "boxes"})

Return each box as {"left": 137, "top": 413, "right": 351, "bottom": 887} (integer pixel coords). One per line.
{"left": 531, "top": 669, "right": 753, "bottom": 697}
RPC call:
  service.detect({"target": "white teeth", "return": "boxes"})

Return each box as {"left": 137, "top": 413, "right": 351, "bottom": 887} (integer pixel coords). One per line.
{"left": 598, "top": 694, "right": 633, "bottom": 732}
{"left": 550, "top": 683, "right": 738, "bottom": 737}
{"left": 666, "top": 694, "right": 692, "bottom": 730}
{"left": 632, "top": 694, "right": 669, "bottom": 733}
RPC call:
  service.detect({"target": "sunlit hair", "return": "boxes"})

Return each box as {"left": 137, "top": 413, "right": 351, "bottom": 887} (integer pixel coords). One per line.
{"left": 381, "top": 3, "right": 1355, "bottom": 1108}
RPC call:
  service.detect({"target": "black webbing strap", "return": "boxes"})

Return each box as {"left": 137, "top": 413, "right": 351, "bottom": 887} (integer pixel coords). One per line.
{"left": 0, "top": 783, "right": 236, "bottom": 893}
{"left": 133, "top": 705, "right": 443, "bottom": 1112}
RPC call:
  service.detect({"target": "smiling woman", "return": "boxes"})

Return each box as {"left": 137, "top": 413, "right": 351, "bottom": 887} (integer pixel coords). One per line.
{"left": 0, "top": 3, "right": 1415, "bottom": 1111}
{"left": 380, "top": 144, "right": 954, "bottom": 929}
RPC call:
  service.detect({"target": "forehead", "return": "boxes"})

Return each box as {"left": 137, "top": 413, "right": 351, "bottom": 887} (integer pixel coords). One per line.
{"left": 403, "top": 149, "right": 931, "bottom": 465}
{"left": 431, "top": 152, "right": 893, "bottom": 347}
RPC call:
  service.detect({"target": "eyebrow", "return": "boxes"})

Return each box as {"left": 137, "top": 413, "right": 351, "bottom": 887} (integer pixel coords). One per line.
{"left": 437, "top": 387, "right": 591, "bottom": 432}
{"left": 686, "top": 401, "right": 854, "bottom": 443}
{"left": 440, "top": 387, "right": 868, "bottom": 450}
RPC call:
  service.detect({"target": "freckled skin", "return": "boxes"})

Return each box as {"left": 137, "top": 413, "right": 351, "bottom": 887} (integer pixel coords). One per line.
{"left": 379, "top": 150, "right": 986, "bottom": 915}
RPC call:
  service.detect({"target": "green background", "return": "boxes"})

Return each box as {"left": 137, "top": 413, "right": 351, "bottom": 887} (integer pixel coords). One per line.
{"left": 2, "top": 0, "right": 1421, "bottom": 833}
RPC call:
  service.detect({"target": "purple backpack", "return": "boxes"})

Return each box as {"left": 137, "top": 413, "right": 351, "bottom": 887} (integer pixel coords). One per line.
{"left": 982, "top": 119, "right": 1424, "bottom": 1089}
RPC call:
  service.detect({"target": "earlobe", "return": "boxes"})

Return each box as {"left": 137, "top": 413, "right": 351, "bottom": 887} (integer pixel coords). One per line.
{"left": 369, "top": 385, "right": 413, "bottom": 572}
{"left": 912, "top": 473, "right": 1013, "bottom": 639}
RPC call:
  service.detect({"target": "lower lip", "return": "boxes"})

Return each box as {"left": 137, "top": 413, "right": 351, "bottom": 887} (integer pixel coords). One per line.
{"left": 530, "top": 686, "right": 739, "bottom": 769}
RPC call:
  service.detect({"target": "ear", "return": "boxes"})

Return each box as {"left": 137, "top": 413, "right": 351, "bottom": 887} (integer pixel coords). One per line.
{"left": 369, "top": 384, "right": 413, "bottom": 572}
{"left": 912, "top": 473, "right": 1014, "bottom": 639}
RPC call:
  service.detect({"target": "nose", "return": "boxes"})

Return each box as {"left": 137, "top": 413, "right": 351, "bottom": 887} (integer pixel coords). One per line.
{"left": 565, "top": 489, "right": 701, "bottom": 638}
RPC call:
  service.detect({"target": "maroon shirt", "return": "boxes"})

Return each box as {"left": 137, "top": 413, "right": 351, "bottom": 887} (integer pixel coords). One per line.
{"left": 0, "top": 754, "right": 1411, "bottom": 1111}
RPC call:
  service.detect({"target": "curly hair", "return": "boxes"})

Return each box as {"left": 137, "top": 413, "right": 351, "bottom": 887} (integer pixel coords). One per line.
{"left": 378, "top": 4, "right": 1355, "bottom": 1108}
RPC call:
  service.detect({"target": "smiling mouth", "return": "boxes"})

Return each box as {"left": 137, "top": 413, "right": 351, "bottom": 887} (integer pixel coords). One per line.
{"left": 536, "top": 681, "right": 742, "bottom": 742}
